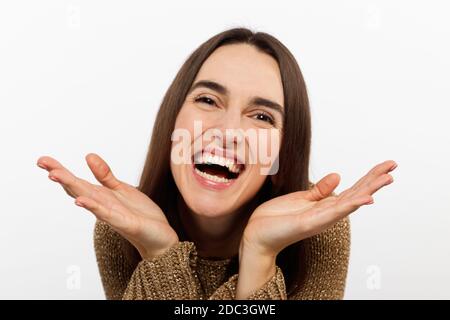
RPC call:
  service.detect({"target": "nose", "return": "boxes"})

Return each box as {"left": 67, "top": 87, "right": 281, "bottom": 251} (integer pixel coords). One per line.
{"left": 210, "top": 109, "right": 244, "bottom": 149}
{"left": 222, "top": 127, "right": 244, "bottom": 149}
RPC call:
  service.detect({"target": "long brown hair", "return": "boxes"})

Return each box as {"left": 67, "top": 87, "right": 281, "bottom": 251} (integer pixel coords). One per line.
{"left": 137, "top": 27, "right": 311, "bottom": 295}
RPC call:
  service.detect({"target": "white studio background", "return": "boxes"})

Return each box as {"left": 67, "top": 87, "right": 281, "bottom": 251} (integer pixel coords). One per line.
{"left": 0, "top": 0, "right": 449, "bottom": 299}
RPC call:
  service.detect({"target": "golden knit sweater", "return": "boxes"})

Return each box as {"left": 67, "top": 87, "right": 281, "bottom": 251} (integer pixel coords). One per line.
{"left": 93, "top": 217, "right": 350, "bottom": 300}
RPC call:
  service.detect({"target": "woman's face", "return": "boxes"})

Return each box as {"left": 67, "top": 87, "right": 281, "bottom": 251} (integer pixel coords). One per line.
{"left": 170, "top": 43, "right": 284, "bottom": 218}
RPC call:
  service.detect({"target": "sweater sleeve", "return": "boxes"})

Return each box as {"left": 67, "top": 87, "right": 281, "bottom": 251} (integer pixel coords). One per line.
{"left": 94, "top": 220, "right": 203, "bottom": 300}
{"left": 121, "top": 241, "right": 203, "bottom": 300}
{"left": 208, "top": 217, "right": 350, "bottom": 300}
{"left": 289, "top": 217, "right": 351, "bottom": 300}
{"left": 93, "top": 220, "right": 141, "bottom": 300}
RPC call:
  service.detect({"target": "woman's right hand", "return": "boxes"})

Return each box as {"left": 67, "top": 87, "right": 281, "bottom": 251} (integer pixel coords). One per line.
{"left": 37, "top": 153, "right": 179, "bottom": 260}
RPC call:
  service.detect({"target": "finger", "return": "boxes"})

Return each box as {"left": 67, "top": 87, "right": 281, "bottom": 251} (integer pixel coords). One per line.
{"left": 353, "top": 173, "right": 394, "bottom": 197}
{"left": 49, "top": 168, "right": 95, "bottom": 198}
{"left": 86, "top": 153, "right": 122, "bottom": 190}
{"left": 305, "top": 194, "right": 373, "bottom": 234}
{"left": 304, "top": 173, "right": 340, "bottom": 201}
{"left": 75, "top": 196, "right": 113, "bottom": 223}
{"left": 75, "top": 196, "right": 128, "bottom": 232}
{"left": 350, "top": 160, "right": 397, "bottom": 191}
{"left": 37, "top": 156, "right": 66, "bottom": 171}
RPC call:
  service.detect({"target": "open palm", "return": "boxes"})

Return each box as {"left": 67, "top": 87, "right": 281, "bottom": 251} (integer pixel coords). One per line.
{"left": 242, "top": 160, "right": 397, "bottom": 257}
{"left": 37, "top": 153, "right": 179, "bottom": 259}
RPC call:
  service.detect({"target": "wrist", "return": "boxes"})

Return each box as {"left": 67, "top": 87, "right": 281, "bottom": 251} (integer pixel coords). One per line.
{"left": 139, "top": 239, "right": 179, "bottom": 260}
{"left": 239, "top": 243, "right": 277, "bottom": 270}
{"left": 236, "top": 244, "right": 277, "bottom": 299}
{"left": 239, "top": 235, "right": 278, "bottom": 261}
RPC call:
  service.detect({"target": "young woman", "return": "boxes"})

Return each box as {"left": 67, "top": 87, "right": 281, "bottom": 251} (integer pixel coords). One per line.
{"left": 37, "top": 28, "right": 397, "bottom": 300}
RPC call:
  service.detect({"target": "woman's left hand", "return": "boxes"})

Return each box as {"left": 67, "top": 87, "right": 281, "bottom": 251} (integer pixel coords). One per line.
{"left": 240, "top": 160, "right": 398, "bottom": 259}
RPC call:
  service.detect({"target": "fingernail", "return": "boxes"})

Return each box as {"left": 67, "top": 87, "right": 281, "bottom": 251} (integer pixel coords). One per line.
{"left": 75, "top": 200, "right": 84, "bottom": 207}
{"left": 365, "top": 196, "right": 374, "bottom": 205}
{"left": 389, "top": 163, "right": 398, "bottom": 171}
{"left": 49, "top": 175, "right": 59, "bottom": 182}
{"left": 37, "top": 163, "right": 47, "bottom": 170}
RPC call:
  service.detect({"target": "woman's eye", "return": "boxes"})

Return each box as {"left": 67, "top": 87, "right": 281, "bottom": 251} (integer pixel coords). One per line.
{"left": 194, "top": 96, "right": 216, "bottom": 106}
{"left": 253, "top": 112, "right": 275, "bottom": 125}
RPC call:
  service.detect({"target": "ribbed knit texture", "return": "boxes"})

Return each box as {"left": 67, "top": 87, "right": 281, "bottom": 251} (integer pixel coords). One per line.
{"left": 94, "top": 217, "right": 350, "bottom": 300}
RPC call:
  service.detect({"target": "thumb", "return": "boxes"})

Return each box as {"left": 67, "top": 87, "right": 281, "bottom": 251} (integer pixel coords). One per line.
{"left": 305, "top": 173, "right": 340, "bottom": 201}
{"left": 86, "top": 153, "right": 122, "bottom": 190}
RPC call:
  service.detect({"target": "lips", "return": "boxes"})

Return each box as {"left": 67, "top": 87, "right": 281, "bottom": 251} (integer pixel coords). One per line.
{"left": 191, "top": 147, "right": 246, "bottom": 189}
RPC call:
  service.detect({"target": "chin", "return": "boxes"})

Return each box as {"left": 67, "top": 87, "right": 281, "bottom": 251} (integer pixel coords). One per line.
{"left": 185, "top": 197, "right": 237, "bottom": 218}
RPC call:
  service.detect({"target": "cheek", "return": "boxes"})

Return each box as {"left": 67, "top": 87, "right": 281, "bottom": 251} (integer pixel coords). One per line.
{"left": 173, "top": 105, "right": 195, "bottom": 131}
{"left": 265, "top": 130, "right": 281, "bottom": 166}
{"left": 173, "top": 105, "right": 214, "bottom": 144}
{"left": 246, "top": 128, "right": 281, "bottom": 172}
{"left": 171, "top": 106, "right": 199, "bottom": 161}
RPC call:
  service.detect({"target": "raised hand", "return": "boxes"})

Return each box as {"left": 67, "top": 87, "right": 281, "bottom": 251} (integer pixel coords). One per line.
{"left": 37, "top": 153, "right": 179, "bottom": 260}
{"left": 241, "top": 160, "right": 398, "bottom": 258}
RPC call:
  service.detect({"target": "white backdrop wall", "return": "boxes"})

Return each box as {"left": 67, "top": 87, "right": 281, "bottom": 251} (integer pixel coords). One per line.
{"left": 1, "top": 0, "right": 449, "bottom": 299}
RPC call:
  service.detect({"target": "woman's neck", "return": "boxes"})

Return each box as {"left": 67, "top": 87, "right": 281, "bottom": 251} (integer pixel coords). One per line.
{"left": 177, "top": 198, "right": 256, "bottom": 260}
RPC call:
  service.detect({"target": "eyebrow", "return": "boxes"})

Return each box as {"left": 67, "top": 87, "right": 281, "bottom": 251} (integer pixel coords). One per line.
{"left": 188, "top": 80, "right": 284, "bottom": 117}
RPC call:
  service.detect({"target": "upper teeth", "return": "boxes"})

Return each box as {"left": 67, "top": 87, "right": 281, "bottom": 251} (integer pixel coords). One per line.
{"left": 195, "top": 153, "right": 242, "bottom": 173}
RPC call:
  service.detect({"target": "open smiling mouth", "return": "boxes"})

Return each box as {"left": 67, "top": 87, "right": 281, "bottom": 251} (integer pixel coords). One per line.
{"left": 193, "top": 153, "right": 246, "bottom": 184}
